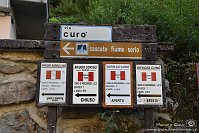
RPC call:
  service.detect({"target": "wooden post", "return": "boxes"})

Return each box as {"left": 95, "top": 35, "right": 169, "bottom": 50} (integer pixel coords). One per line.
{"left": 47, "top": 106, "right": 57, "bottom": 133}
{"left": 144, "top": 108, "right": 154, "bottom": 133}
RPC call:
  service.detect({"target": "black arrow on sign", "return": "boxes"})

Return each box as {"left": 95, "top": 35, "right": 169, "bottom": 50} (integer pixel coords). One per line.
{"left": 75, "top": 93, "right": 97, "bottom": 97}
{"left": 107, "top": 93, "right": 130, "bottom": 98}
{"left": 137, "top": 94, "right": 161, "bottom": 98}
{"left": 42, "top": 93, "right": 64, "bottom": 96}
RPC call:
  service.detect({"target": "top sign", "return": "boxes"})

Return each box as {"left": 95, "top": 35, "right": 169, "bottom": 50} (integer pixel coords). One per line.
{"left": 60, "top": 25, "right": 112, "bottom": 42}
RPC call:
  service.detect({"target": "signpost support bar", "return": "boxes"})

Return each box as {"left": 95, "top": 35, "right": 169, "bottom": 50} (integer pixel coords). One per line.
{"left": 144, "top": 108, "right": 154, "bottom": 133}
{"left": 47, "top": 106, "right": 57, "bottom": 133}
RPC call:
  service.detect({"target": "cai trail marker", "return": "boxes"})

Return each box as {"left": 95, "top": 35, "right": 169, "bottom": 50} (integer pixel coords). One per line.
{"left": 72, "top": 63, "right": 100, "bottom": 106}
{"left": 102, "top": 62, "right": 133, "bottom": 108}
{"left": 38, "top": 62, "right": 67, "bottom": 105}
{"left": 136, "top": 64, "right": 163, "bottom": 106}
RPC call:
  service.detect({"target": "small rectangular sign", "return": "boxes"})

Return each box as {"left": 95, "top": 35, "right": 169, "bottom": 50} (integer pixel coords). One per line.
{"left": 72, "top": 64, "right": 99, "bottom": 105}
{"left": 60, "top": 42, "right": 142, "bottom": 59}
{"left": 38, "top": 62, "right": 67, "bottom": 105}
{"left": 103, "top": 62, "right": 133, "bottom": 108}
{"left": 136, "top": 64, "right": 163, "bottom": 105}
{"left": 60, "top": 25, "right": 112, "bottom": 41}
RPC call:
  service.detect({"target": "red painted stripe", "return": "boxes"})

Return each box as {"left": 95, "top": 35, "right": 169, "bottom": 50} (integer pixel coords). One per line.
{"left": 88, "top": 72, "right": 94, "bottom": 81}
{"left": 78, "top": 72, "right": 83, "bottom": 81}
{"left": 142, "top": 72, "right": 146, "bottom": 81}
{"left": 56, "top": 71, "right": 61, "bottom": 79}
{"left": 120, "top": 71, "right": 125, "bottom": 80}
{"left": 46, "top": 71, "right": 51, "bottom": 79}
{"left": 111, "top": 71, "right": 116, "bottom": 80}
{"left": 151, "top": 72, "right": 156, "bottom": 81}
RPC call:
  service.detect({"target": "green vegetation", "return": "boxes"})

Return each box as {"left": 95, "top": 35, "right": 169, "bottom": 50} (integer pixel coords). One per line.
{"left": 49, "top": 0, "right": 199, "bottom": 53}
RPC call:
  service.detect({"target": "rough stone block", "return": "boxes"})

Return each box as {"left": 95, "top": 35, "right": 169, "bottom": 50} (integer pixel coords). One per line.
{"left": 0, "top": 82, "right": 36, "bottom": 105}
{"left": 0, "top": 110, "right": 45, "bottom": 133}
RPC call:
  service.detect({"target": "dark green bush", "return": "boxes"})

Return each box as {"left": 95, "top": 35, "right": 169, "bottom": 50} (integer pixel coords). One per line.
{"left": 49, "top": 0, "right": 199, "bottom": 52}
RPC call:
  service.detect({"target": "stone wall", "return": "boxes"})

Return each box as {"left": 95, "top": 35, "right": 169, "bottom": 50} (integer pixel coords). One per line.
{"left": 0, "top": 41, "right": 174, "bottom": 133}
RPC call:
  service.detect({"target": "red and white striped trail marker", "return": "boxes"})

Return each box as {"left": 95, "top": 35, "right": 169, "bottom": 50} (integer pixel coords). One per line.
{"left": 110, "top": 71, "right": 125, "bottom": 80}
{"left": 78, "top": 72, "right": 94, "bottom": 81}
{"left": 46, "top": 70, "right": 61, "bottom": 80}
{"left": 141, "top": 72, "right": 156, "bottom": 81}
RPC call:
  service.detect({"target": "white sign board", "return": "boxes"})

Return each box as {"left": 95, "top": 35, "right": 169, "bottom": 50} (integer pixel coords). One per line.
{"left": 136, "top": 65, "right": 163, "bottom": 105}
{"left": 73, "top": 64, "right": 99, "bottom": 104}
{"left": 104, "top": 63, "right": 132, "bottom": 107}
{"left": 60, "top": 25, "right": 112, "bottom": 42}
{"left": 39, "top": 63, "right": 67, "bottom": 104}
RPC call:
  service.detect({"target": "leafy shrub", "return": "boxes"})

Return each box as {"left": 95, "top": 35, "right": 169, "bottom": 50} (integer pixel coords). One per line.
{"left": 49, "top": 0, "right": 199, "bottom": 52}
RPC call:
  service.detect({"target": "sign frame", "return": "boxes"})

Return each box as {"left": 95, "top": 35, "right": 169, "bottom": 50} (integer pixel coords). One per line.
{"left": 60, "top": 25, "right": 112, "bottom": 42}
{"left": 36, "top": 59, "right": 69, "bottom": 106}
{"left": 134, "top": 62, "right": 166, "bottom": 108}
{"left": 102, "top": 61, "right": 134, "bottom": 108}
{"left": 69, "top": 60, "right": 102, "bottom": 107}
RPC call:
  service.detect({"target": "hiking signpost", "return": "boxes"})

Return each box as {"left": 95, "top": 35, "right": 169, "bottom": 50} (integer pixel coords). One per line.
{"left": 102, "top": 62, "right": 133, "bottom": 108}
{"left": 71, "top": 63, "right": 101, "bottom": 106}
{"left": 37, "top": 23, "right": 164, "bottom": 133}
{"left": 136, "top": 64, "right": 163, "bottom": 106}
{"left": 38, "top": 62, "right": 67, "bottom": 105}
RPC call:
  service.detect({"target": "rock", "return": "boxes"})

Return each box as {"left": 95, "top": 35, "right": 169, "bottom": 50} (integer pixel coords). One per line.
{"left": 154, "top": 112, "right": 172, "bottom": 122}
{"left": 172, "top": 102, "right": 179, "bottom": 113}
{"left": 166, "top": 97, "right": 174, "bottom": 107}
{"left": 157, "top": 57, "right": 164, "bottom": 65}
{"left": 0, "top": 73, "right": 6, "bottom": 83}
{"left": 57, "top": 115, "right": 104, "bottom": 133}
{"left": 0, "top": 63, "right": 25, "bottom": 74}
{"left": 27, "top": 106, "right": 47, "bottom": 130}
{"left": 0, "top": 72, "right": 36, "bottom": 85}
{"left": 0, "top": 82, "right": 36, "bottom": 105}
{"left": 165, "top": 79, "right": 169, "bottom": 89}
{"left": 0, "top": 52, "right": 43, "bottom": 62}
{"left": 21, "top": 63, "right": 38, "bottom": 73}
{"left": 0, "top": 109, "right": 45, "bottom": 133}
{"left": 165, "top": 79, "right": 170, "bottom": 92}
{"left": 155, "top": 97, "right": 176, "bottom": 113}
{"left": 37, "top": 106, "right": 48, "bottom": 119}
